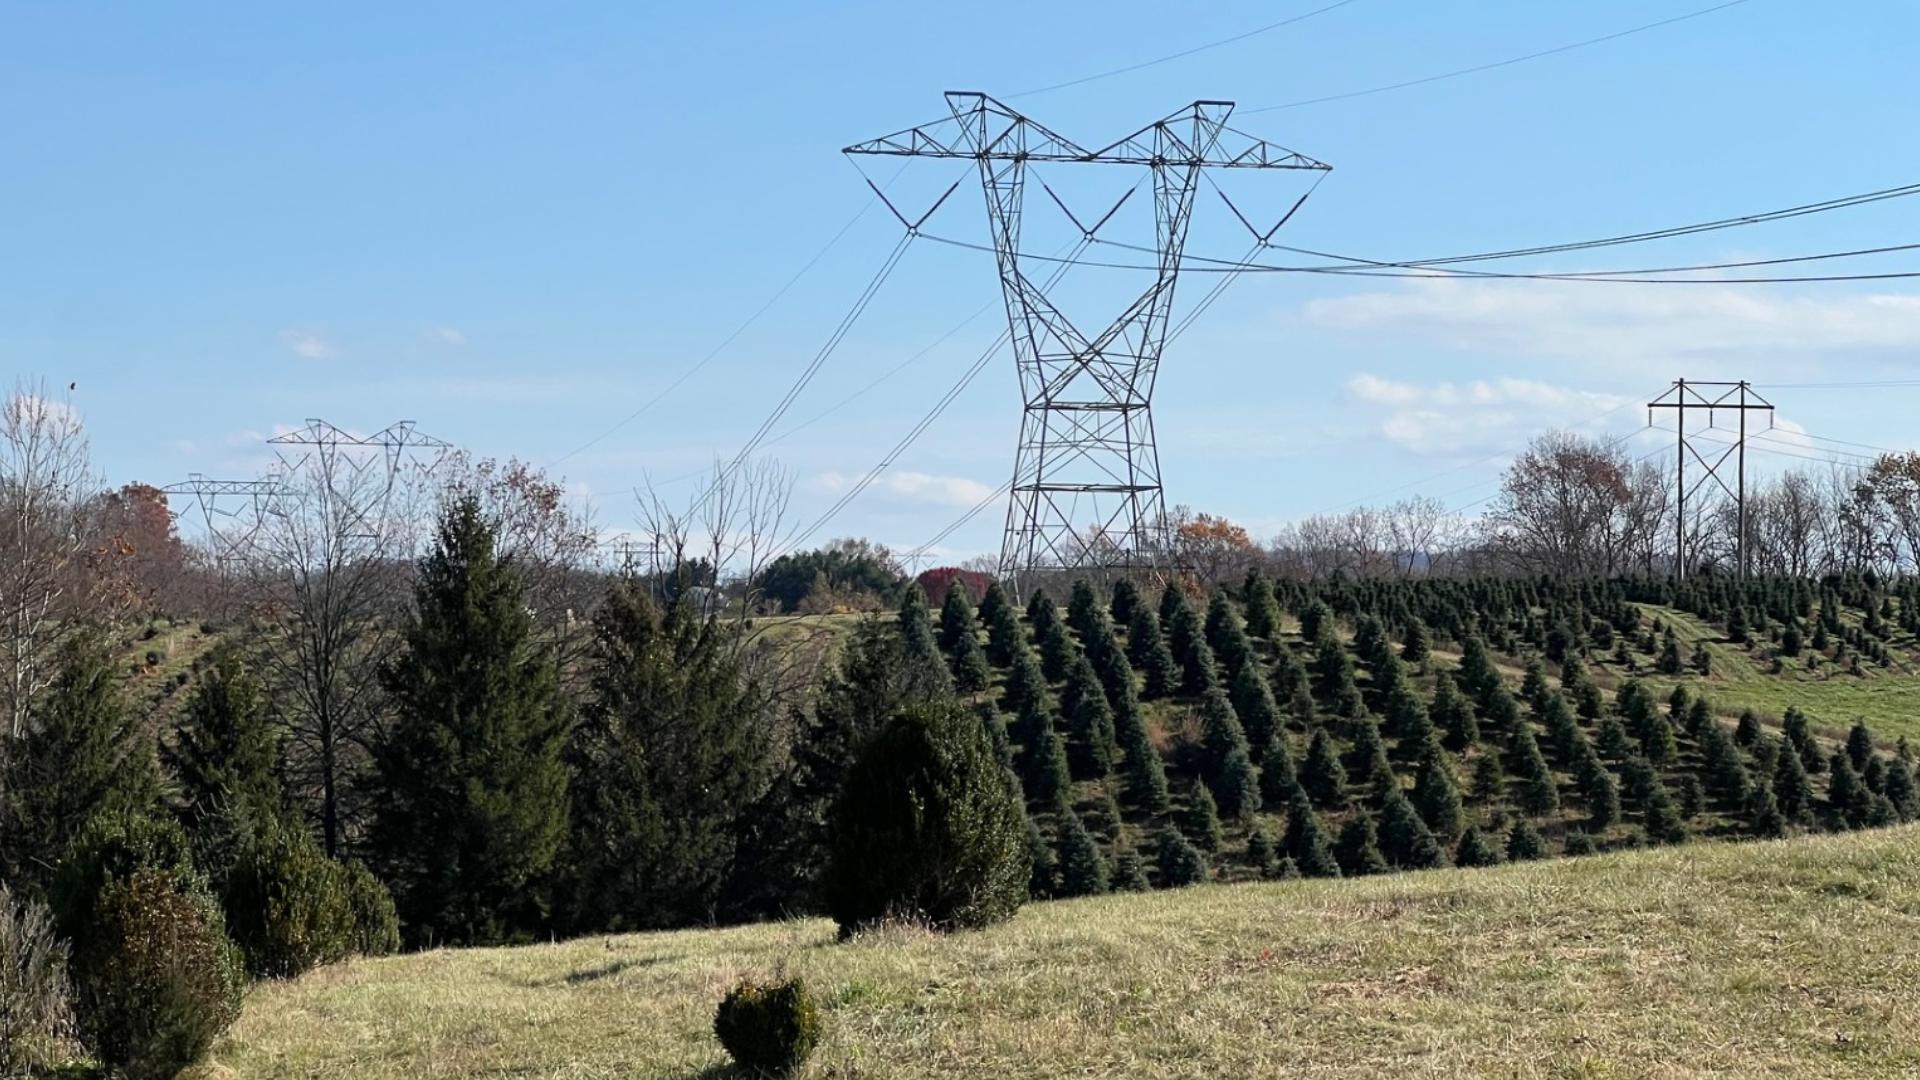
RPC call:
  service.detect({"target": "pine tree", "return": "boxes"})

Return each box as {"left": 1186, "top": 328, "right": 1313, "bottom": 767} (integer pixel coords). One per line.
{"left": 1245, "top": 821, "right": 1279, "bottom": 876}
{"left": 1455, "top": 825, "right": 1504, "bottom": 868}
{"left": 1456, "top": 635, "right": 1502, "bottom": 710}
{"left": 938, "top": 587, "right": 992, "bottom": 694}
{"left": 1520, "top": 660, "right": 1550, "bottom": 713}
{"left": 1782, "top": 707, "right": 1824, "bottom": 774}
{"left": 1576, "top": 745, "right": 1621, "bottom": 829}
{"left": 1302, "top": 727, "right": 1348, "bottom": 808}
{"left": 1657, "top": 633, "right": 1683, "bottom": 675}
{"left": 1023, "top": 727, "right": 1073, "bottom": 813}
{"left": 1378, "top": 790, "right": 1449, "bottom": 869}
{"left": 1003, "top": 646, "right": 1050, "bottom": 720}
{"left": 1156, "top": 828, "right": 1209, "bottom": 888}
{"left": 899, "top": 586, "right": 955, "bottom": 699}
{"left": 1699, "top": 722, "right": 1751, "bottom": 808}
{"left": 979, "top": 582, "right": 1025, "bottom": 667}
{"left": 1885, "top": 757, "right": 1918, "bottom": 821}
{"left": 1734, "top": 709, "right": 1763, "bottom": 747}
{"left": 1827, "top": 752, "right": 1868, "bottom": 828}
{"left": 1563, "top": 830, "right": 1598, "bottom": 856}
{"left": 1111, "top": 843, "right": 1152, "bottom": 891}
{"left": 1282, "top": 790, "right": 1340, "bottom": 878}
{"left": 1258, "top": 734, "right": 1300, "bottom": 807}
{"left": 1644, "top": 783, "right": 1690, "bottom": 845}
{"left": 1596, "top": 715, "right": 1633, "bottom": 761}
{"left": 1334, "top": 814, "right": 1389, "bottom": 876}
{"left": 1412, "top": 744, "right": 1466, "bottom": 842}
{"left": 1180, "top": 783, "right": 1225, "bottom": 851}
{"left": 0, "top": 633, "right": 161, "bottom": 891}
{"left": 1037, "top": 612, "right": 1080, "bottom": 684}
{"left": 1383, "top": 682, "right": 1433, "bottom": 748}
{"left": 1430, "top": 671, "right": 1480, "bottom": 751}
{"left": 1746, "top": 780, "right": 1787, "bottom": 837}
{"left": 1350, "top": 717, "right": 1397, "bottom": 799}
{"left": 165, "top": 647, "right": 281, "bottom": 826}
{"left": 1130, "top": 602, "right": 1179, "bottom": 700}
{"left": 1675, "top": 772, "right": 1705, "bottom": 820}
{"left": 1312, "top": 623, "right": 1363, "bottom": 718}
{"left": 1506, "top": 818, "right": 1547, "bottom": 861}
{"left": 1471, "top": 750, "right": 1506, "bottom": 805}
{"left": 374, "top": 496, "right": 573, "bottom": 945}
{"left": 1115, "top": 695, "right": 1171, "bottom": 815}
{"left": 1066, "top": 579, "right": 1103, "bottom": 642}
{"left": 1205, "top": 591, "right": 1254, "bottom": 679}
{"left": 1026, "top": 815, "right": 1057, "bottom": 899}
{"left": 1055, "top": 814, "right": 1110, "bottom": 897}
{"left": 1213, "top": 746, "right": 1262, "bottom": 821}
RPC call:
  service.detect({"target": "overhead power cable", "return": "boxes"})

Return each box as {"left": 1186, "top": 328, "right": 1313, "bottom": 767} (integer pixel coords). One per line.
{"left": 1008, "top": 0, "right": 1364, "bottom": 99}
{"left": 1244, "top": 0, "right": 1756, "bottom": 112}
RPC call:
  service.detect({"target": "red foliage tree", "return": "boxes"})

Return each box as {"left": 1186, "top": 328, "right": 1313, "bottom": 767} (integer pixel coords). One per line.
{"left": 914, "top": 566, "right": 990, "bottom": 607}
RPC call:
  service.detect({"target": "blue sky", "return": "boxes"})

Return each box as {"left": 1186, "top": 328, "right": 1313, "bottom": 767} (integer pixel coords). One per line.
{"left": 5, "top": 1, "right": 1919, "bottom": 562}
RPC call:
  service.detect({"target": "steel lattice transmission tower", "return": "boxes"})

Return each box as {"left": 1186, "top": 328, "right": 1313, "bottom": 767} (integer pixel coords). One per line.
{"left": 847, "top": 92, "right": 1328, "bottom": 581}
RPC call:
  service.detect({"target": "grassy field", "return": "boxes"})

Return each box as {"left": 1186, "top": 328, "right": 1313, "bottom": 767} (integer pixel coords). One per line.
{"left": 1638, "top": 605, "right": 1920, "bottom": 745}
{"left": 200, "top": 824, "right": 1920, "bottom": 1079}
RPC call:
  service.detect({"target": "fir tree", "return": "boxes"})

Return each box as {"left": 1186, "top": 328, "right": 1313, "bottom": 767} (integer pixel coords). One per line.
{"left": 0, "top": 632, "right": 161, "bottom": 891}
{"left": 1350, "top": 718, "right": 1396, "bottom": 799}
{"left": 1228, "top": 661, "right": 1281, "bottom": 751}
{"left": 1782, "top": 707, "right": 1824, "bottom": 774}
{"left": 1334, "top": 814, "right": 1389, "bottom": 877}
{"left": 1258, "top": 734, "right": 1300, "bottom": 807}
{"left": 1055, "top": 815, "right": 1110, "bottom": 897}
{"left": 1507, "top": 724, "right": 1560, "bottom": 817}
{"left": 1644, "top": 783, "right": 1690, "bottom": 845}
{"left": 1197, "top": 686, "right": 1251, "bottom": 785}
{"left": 1026, "top": 815, "right": 1057, "bottom": 899}
{"left": 979, "top": 582, "right": 1025, "bottom": 667}
{"left": 938, "top": 587, "right": 992, "bottom": 694}
{"left": 1111, "top": 843, "right": 1152, "bottom": 891}
{"left": 1037, "top": 611, "right": 1080, "bottom": 684}
{"left": 1022, "top": 727, "right": 1073, "bottom": 812}
{"left": 1378, "top": 789, "right": 1449, "bottom": 869}
{"left": 1003, "top": 647, "right": 1050, "bottom": 720}
{"left": 1062, "top": 656, "right": 1118, "bottom": 779}
{"left": 1245, "top": 821, "right": 1279, "bottom": 876}
{"left": 1827, "top": 752, "right": 1868, "bottom": 828}
{"left": 374, "top": 497, "right": 573, "bottom": 945}
{"left": 1563, "top": 830, "right": 1598, "bottom": 856}
{"left": 1596, "top": 715, "right": 1633, "bottom": 761}
{"left": 1109, "top": 578, "right": 1143, "bottom": 630}
{"left": 1430, "top": 672, "right": 1480, "bottom": 751}
{"left": 1734, "top": 709, "right": 1763, "bottom": 748}
{"left": 1885, "top": 757, "right": 1918, "bottom": 821}
{"left": 1401, "top": 618, "right": 1432, "bottom": 665}
{"left": 1243, "top": 571, "right": 1282, "bottom": 642}
{"left": 898, "top": 586, "right": 955, "bottom": 699}
{"left": 1156, "top": 828, "right": 1209, "bottom": 888}
{"left": 1271, "top": 644, "right": 1309, "bottom": 710}
{"left": 1282, "top": 790, "right": 1340, "bottom": 878}
{"left": 1471, "top": 750, "right": 1506, "bottom": 804}
{"left": 1455, "top": 825, "right": 1504, "bottom": 868}
{"left": 1383, "top": 682, "right": 1432, "bottom": 748}
{"left": 1213, "top": 746, "right": 1262, "bottom": 821}
{"left": 165, "top": 647, "right": 281, "bottom": 826}
{"left": 1180, "top": 783, "right": 1225, "bottom": 851}
{"left": 1747, "top": 781, "right": 1787, "bottom": 837}
{"left": 1657, "top": 633, "right": 1683, "bottom": 675}
{"left": 1519, "top": 660, "right": 1550, "bottom": 713}
{"left": 1130, "top": 601, "right": 1179, "bottom": 701}
{"left": 1302, "top": 727, "right": 1348, "bottom": 808}
{"left": 1456, "top": 635, "right": 1502, "bottom": 710}
{"left": 1675, "top": 772, "right": 1706, "bottom": 820}
{"left": 1115, "top": 696, "right": 1171, "bottom": 815}
{"left": 1066, "top": 579, "right": 1103, "bottom": 642}
{"left": 1413, "top": 744, "right": 1467, "bottom": 842}
{"left": 1506, "top": 818, "right": 1547, "bottom": 861}
{"left": 1312, "top": 622, "right": 1363, "bottom": 718}
{"left": 1847, "top": 720, "right": 1876, "bottom": 773}
{"left": 1700, "top": 722, "right": 1751, "bottom": 808}
{"left": 1205, "top": 591, "right": 1254, "bottom": 679}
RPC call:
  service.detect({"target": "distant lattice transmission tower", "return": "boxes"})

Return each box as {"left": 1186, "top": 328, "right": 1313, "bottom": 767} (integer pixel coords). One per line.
{"left": 847, "top": 92, "right": 1328, "bottom": 580}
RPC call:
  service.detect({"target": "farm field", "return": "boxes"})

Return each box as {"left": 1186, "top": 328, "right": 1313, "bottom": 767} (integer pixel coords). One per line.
{"left": 200, "top": 823, "right": 1920, "bottom": 1079}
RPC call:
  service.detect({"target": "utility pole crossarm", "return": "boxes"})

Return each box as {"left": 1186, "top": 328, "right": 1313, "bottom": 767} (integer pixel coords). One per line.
{"left": 1647, "top": 379, "right": 1775, "bottom": 580}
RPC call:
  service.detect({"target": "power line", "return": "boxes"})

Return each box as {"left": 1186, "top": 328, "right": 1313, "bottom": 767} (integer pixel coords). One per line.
{"left": 1007, "top": 0, "right": 1364, "bottom": 99}
{"left": 1243, "top": 0, "right": 1756, "bottom": 113}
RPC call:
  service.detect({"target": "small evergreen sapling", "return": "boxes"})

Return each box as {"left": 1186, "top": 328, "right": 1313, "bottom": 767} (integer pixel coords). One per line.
{"left": 1334, "top": 814, "right": 1390, "bottom": 877}
{"left": 1454, "top": 825, "right": 1504, "bottom": 868}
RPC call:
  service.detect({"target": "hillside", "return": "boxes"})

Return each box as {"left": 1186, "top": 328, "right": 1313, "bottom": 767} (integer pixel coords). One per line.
{"left": 200, "top": 824, "right": 1920, "bottom": 1078}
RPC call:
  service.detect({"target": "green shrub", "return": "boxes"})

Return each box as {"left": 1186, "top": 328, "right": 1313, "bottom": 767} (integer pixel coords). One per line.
{"left": 340, "top": 860, "right": 402, "bottom": 957}
{"left": 823, "top": 703, "right": 1029, "bottom": 936}
{"left": 222, "top": 820, "right": 357, "bottom": 978}
{"left": 1155, "top": 829, "right": 1209, "bottom": 887}
{"left": 73, "top": 868, "right": 244, "bottom": 1080}
{"left": 0, "top": 883, "right": 77, "bottom": 1076}
{"left": 714, "top": 976, "right": 823, "bottom": 1077}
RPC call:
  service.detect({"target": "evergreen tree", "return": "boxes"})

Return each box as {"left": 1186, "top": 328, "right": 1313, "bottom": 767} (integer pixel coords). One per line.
{"left": 1302, "top": 727, "right": 1348, "bottom": 808}
{"left": 1847, "top": 719, "right": 1876, "bottom": 773}
{"left": 1282, "top": 790, "right": 1340, "bottom": 878}
{"left": 1037, "top": 612, "right": 1081, "bottom": 684}
{"left": 1644, "top": 783, "right": 1690, "bottom": 845}
{"left": 1454, "top": 825, "right": 1504, "bottom": 868}
{"left": 1022, "top": 726, "right": 1073, "bottom": 812}
{"left": 1827, "top": 752, "right": 1868, "bottom": 828}
{"left": 1675, "top": 772, "right": 1705, "bottom": 820}
{"left": 1412, "top": 744, "right": 1466, "bottom": 841}
{"left": 1471, "top": 750, "right": 1506, "bottom": 805}
{"left": 1506, "top": 818, "right": 1547, "bottom": 861}
{"left": 1746, "top": 780, "right": 1787, "bottom": 837}
{"left": 1130, "top": 601, "right": 1180, "bottom": 700}
{"left": 1383, "top": 682, "right": 1432, "bottom": 748}
{"left": 1109, "top": 578, "right": 1143, "bottom": 630}
{"left": 1507, "top": 725, "right": 1560, "bottom": 817}
{"left": 1734, "top": 709, "right": 1763, "bottom": 748}
{"left": 165, "top": 647, "right": 281, "bottom": 826}
{"left": 1782, "top": 707, "right": 1824, "bottom": 774}
{"left": 1205, "top": 591, "right": 1254, "bottom": 679}
{"left": 1401, "top": 618, "right": 1432, "bottom": 665}
{"left": 1430, "top": 672, "right": 1480, "bottom": 751}
{"left": 1699, "top": 722, "right": 1751, "bottom": 808}
{"left": 1062, "top": 656, "right": 1118, "bottom": 779}
{"left": 898, "top": 586, "right": 955, "bottom": 699}
{"left": 1520, "top": 660, "right": 1550, "bottom": 713}
{"left": 0, "top": 633, "right": 161, "bottom": 892}
{"left": 1026, "top": 814, "right": 1057, "bottom": 899}
{"left": 1334, "top": 814, "right": 1389, "bottom": 876}
{"left": 1596, "top": 715, "right": 1633, "bottom": 761}
{"left": 1156, "top": 828, "right": 1209, "bottom": 888}
{"left": 1245, "top": 821, "right": 1279, "bottom": 876}
{"left": 1885, "top": 757, "right": 1918, "bottom": 821}
{"left": 1111, "top": 843, "right": 1152, "bottom": 891}
{"left": 1563, "top": 830, "right": 1598, "bottom": 856}
{"left": 979, "top": 581, "right": 1025, "bottom": 667}
{"left": 1243, "top": 571, "right": 1282, "bottom": 642}
{"left": 1312, "top": 622, "right": 1363, "bottom": 718}
{"left": 1228, "top": 661, "right": 1281, "bottom": 751}
{"left": 1213, "top": 746, "right": 1262, "bottom": 822}
{"left": 1180, "top": 783, "right": 1225, "bottom": 851}
{"left": 1055, "top": 814, "right": 1110, "bottom": 897}
{"left": 938, "top": 587, "right": 992, "bottom": 694}
{"left": 1456, "top": 635, "right": 1502, "bottom": 710}
{"left": 1657, "top": 633, "right": 1683, "bottom": 675}
{"left": 1576, "top": 747, "right": 1621, "bottom": 829}
{"left": 374, "top": 497, "right": 573, "bottom": 945}
{"left": 1378, "top": 790, "right": 1449, "bottom": 869}
{"left": 1066, "top": 579, "right": 1103, "bottom": 642}
{"left": 1258, "top": 733, "right": 1300, "bottom": 807}
{"left": 1351, "top": 719, "right": 1397, "bottom": 799}
{"left": 1116, "top": 698, "right": 1171, "bottom": 815}
{"left": 1003, "top": 647, "right": 1050, "bottom": 720}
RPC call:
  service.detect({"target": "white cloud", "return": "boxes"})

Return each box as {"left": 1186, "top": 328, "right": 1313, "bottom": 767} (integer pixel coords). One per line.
{"left": 278, "top": 329, "right": 335, "bottom": 360}
{"left": 816, "top": 469, "right": 994, "bottom": 509}
{"left": 428, "top": 326, "right": 467, "bottom": 346}
{"left": 1305, "top": 280, "right": 1920, "bottom": 373}
{"left": 1344, "top": 373, "right": 1634, "bottom": 456}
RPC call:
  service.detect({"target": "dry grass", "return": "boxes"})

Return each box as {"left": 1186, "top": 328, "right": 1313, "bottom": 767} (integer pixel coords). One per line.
{"left": 200, "top": 825, "right": 1920, "bottom": 1078}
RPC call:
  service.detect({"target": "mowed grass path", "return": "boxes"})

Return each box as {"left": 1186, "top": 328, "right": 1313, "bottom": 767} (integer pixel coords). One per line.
{"left": 1640, "top": 605, "right": 1920, "bottom": 744}
{"left": 201, "top": 826, "right": 1920, "bottom": 1078}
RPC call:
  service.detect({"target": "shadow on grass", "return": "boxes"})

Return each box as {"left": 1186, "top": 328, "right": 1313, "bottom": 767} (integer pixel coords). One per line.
{"left": 497, "top": 953, "right": 683, "bottom": 989}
